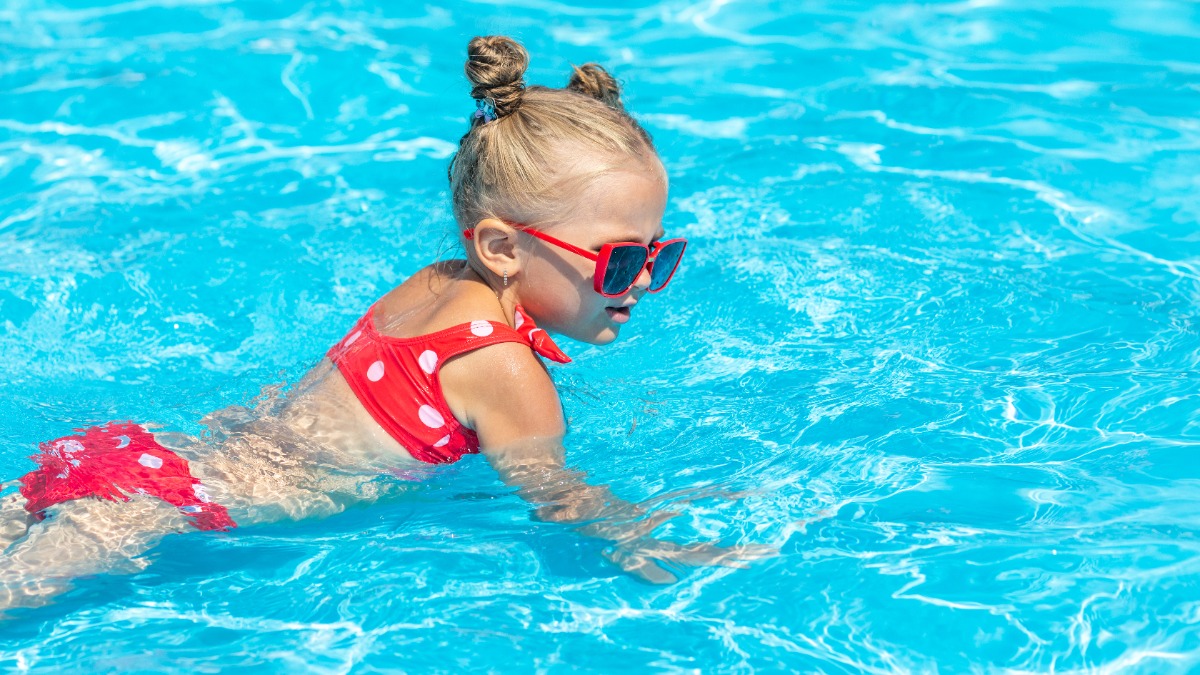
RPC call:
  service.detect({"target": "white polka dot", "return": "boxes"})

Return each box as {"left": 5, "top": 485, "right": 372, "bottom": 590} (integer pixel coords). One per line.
{"left": 367, "top": 361, "right": 385, "bottom": 381}
{"left": 470, "top": 320, "right": 493, "bottom": 337}
{"left": 193, "top": 484, "right": 211, "bottom": 503}
{"left": 114, "top": 435, "right": 130, "bottom": 449}
{"left": 514, "top": 313, "right": 524, "bottom": 329}
{"left": 138, "top": 453, "right": 163, "bottom": 469}
{"left": 418, "top": 404, "right": 445, "bottom": 428}
{"left": 433, "top": 435, "right": 450, "bottom": 448}
{"left": 418, "top": 350, "right": 438, "bottom": 374}
{"left": 528, "top": 327, "right": 544, "bottom": 342}
{"left": 344, "top": 330, "right": 362, "bottom": 347}
{"left": 55, "top": 439, "right": 84, "bottom": 455}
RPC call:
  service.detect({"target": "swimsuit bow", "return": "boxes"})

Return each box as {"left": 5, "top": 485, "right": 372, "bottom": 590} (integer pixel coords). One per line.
{"left": 513, "top": 305, "right": 571, "bottom": 364}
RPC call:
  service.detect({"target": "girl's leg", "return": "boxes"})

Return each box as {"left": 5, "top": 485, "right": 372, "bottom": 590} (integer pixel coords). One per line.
{"left": 0, "top": 492, "right": 35, "bottom": 551}
{"left": 0, "top": 496, "right": 186, "bottom": 614}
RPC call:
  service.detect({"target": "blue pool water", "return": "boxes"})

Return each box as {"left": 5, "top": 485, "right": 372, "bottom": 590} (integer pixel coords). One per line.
{"left": 3, "top": 0, "right": 1200, "bottom": 671}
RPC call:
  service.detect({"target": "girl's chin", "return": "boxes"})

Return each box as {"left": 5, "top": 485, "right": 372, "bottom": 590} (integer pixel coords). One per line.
{"left": 567, "top": 323, "right": 620, "bottom": 346}
{"left": 593, "top": 327, "right": 620, "bottom": 345}
{"left": 550, "top": 311, "right": 624, "bottom": 346}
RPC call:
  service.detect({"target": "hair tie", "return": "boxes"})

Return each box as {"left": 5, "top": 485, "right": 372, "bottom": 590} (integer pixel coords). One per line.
{"left": 473, "top": 98, "right": 497, "bottom": 123}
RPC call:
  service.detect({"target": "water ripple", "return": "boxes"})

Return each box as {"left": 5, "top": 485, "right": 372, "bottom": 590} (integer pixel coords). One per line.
{"left": 2, "top": 0, "right": 1200, "bottom": 672}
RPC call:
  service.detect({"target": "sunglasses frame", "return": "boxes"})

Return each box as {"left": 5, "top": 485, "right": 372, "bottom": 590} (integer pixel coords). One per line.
{"left": 463, "top": 226, "right": 687, "bottom": 298}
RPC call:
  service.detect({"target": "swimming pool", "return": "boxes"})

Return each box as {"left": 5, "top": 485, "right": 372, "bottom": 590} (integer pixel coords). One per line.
{"left": 2, "top": 0, "right": 1199, "bottom": 670}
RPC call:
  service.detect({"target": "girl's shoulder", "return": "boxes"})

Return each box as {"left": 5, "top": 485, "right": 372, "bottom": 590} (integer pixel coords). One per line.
{"left": 370, "top": 263, "right": 565, "bottom": 445}
{"left": 440, "top": 337, "right": 564, "bottom": 447}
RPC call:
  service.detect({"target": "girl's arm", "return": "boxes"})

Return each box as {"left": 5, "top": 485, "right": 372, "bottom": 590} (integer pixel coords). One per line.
{"left": 483, "top": 438, "right": 768, "bottom": 584}
{"left": 442, "top": 342, "right": 770, "bottom": 583}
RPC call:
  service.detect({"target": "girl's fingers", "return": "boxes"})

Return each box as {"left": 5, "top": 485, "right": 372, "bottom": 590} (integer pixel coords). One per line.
{"left": 725, "top": 543, "right": 779, "bottom": 561}
{"left": 638, "top": 541, "right": 779, "bottom": 568}
{"left": 603, "top": 546, "right": 677, "bottom": 584}
{"left": 621, "top": 510, "right": 679, "bottom": 541}
{"left": 604, "top": 539, "right": 776, "bottom": 583}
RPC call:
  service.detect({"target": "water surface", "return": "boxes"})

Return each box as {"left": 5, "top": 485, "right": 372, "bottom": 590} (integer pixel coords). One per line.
{"left": 2, "top": 0, "right": 1199, "bottom": 671}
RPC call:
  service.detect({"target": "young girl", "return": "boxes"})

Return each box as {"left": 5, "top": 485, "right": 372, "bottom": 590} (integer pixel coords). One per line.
{"left": 0, "top": 36, "right": 768, "bottom": 611}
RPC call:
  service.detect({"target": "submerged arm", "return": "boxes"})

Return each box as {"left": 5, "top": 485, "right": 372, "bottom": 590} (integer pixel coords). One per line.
{"left": 445, "top": 342, "right": 768, "bottom": 583}
{"left": 483, "top": 437, "right": 669, "bottom": 540}
{"left": 482, "top": 437, "right": 768, "bottom": 584}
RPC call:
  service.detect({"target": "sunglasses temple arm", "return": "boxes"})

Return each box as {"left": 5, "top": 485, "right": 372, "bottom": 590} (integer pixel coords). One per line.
{"left": 521, "top": 228, "right": 600, "bottom": 261}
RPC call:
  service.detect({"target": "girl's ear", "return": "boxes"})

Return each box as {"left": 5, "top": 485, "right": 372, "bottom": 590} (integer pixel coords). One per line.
{"left": 470, "top": 218, "right": 522, "bottom": 280}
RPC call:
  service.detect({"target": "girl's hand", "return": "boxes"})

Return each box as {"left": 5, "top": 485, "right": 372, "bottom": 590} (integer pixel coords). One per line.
{"left": 602, "top": 539, "right": 778, "bottom": 584}
{"left": 478, "top": 425, "right": 777, "bottom": 584}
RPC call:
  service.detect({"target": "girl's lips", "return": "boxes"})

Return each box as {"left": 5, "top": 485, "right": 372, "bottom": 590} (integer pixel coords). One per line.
{"left": 605, "top": 306, "right": 631, "bottom": 324}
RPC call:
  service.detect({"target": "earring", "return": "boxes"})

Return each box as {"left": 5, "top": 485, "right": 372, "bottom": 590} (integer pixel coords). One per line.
{"left": 503, "top": 269, "right": 508, "bottom": 287}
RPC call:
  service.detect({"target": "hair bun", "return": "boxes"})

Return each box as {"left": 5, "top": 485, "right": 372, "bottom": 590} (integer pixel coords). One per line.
{"left": 567, "top": 63, "right": 624, "bottom": 110}
{"left": 465, "top": 36, "right": 529, "bottom": 118}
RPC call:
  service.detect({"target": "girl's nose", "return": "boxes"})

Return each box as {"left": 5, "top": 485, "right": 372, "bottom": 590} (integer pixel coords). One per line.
{"left": 631, "top": 263, "right": 653, "bottom": 291}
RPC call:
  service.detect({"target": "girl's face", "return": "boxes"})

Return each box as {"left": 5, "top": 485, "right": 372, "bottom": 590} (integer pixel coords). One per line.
{"left": 517, "top": 165, "right": 668, "bottom": 344}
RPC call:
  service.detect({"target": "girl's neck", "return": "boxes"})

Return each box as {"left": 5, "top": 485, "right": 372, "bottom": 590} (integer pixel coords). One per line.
{"left": 460, "top": 260, "right": 519, "bottom": 327}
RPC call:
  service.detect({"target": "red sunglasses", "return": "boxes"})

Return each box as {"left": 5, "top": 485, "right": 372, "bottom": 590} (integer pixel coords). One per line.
{"left": 463, "top": 226, "right": 688, "bottom": 298}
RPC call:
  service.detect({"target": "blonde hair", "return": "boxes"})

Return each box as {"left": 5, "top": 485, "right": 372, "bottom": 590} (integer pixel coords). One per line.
{"left": 448, "top": 36, "right": 661, "bottom": 233}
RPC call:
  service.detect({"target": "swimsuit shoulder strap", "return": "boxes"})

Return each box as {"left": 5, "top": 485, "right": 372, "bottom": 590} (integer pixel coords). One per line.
{"left": 330, "top": 303, "right": 571, "bottom": 365}
{"left": 420, "top": 306, "right": 571, "bottom": 364}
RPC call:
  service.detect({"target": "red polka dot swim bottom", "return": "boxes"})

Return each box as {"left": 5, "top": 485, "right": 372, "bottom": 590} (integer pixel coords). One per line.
{"left": 18, "top": 422, "right": 236, "bottom": 532}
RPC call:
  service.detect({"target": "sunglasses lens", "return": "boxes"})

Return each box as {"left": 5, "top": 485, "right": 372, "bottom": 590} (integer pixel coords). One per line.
{"left": 649, "top": 241, "right": 686, "bottom": 291}
{"left": 601, "top": 245, "right": 649, "bottom": 295}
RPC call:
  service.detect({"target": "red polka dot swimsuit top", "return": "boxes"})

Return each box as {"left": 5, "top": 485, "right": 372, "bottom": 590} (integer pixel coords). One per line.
{"left": 327, "top": 303, "right": 571, "bottom": 464}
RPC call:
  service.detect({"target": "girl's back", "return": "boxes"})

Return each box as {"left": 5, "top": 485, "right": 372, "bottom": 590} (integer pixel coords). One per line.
{"left": 198, "top": 260, "right": 531, "bottom": 514}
